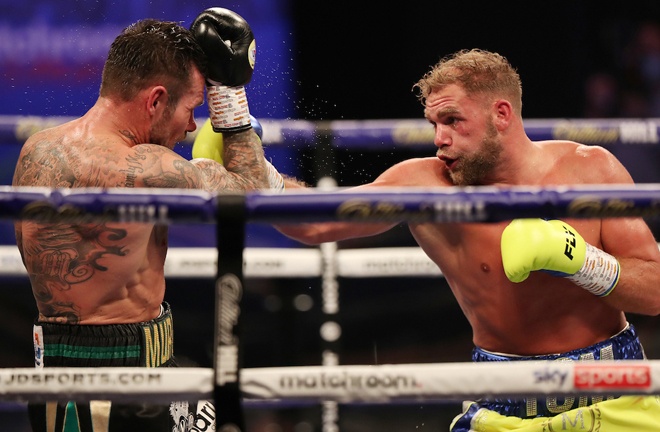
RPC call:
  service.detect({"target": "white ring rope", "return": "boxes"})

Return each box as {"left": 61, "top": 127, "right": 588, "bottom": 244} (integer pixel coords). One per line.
{"left": 4, "top": 244, "right": 658, "bottom": 278}
{"left": 0, "top": 245, "right": 442, "bottom": 278}
{"left": 0, "top": 361, "right": 656, "bottom": 404}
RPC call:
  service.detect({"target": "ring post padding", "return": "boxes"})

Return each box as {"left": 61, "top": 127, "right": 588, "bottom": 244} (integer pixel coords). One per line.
{"left": 215, "top": 194, "right": 247, "bottom": 432}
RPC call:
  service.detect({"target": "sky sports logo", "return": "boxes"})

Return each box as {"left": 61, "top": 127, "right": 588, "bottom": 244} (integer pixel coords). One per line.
{"left": 574, "top": 364, "right": 651, "bottom": 389}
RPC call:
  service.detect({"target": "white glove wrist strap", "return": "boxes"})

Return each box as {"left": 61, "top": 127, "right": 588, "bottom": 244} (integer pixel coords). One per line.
{"left": 206, "top": 84, "right": 251, "bottom": 131}
{"left": 567, "top": 243, "right": 620, "bottom": 297}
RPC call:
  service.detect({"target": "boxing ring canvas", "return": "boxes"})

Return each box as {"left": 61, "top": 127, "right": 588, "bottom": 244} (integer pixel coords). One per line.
{"left": 0, "top": 117, "right": 660, "bottom": 431}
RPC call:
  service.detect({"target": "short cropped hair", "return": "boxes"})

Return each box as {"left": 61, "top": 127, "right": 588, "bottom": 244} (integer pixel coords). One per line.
{"left": 100, "top": 19, "right": 208, "bottom": 106}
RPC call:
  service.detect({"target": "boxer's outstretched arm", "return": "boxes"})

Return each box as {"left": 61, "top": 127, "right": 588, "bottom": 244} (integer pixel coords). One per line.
{"left": 273, "top": 160, "right": 426, "bottom": 244}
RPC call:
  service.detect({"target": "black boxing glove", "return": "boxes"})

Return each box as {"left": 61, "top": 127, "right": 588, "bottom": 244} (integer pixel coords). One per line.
{"left": 190, "top": 8, "right": 256, "bottom": 132}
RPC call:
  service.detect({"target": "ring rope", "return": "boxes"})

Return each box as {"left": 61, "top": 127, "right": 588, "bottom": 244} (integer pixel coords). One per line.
{"left": 0, "top": 246, "right": 440, "bottom": 278}
{"left": 5, "top": 244, "right": 658, "bottom": 278}
{"left": 0, "top": 360, "right": 656, "bottom": 403}
{"left": 3, "top": 116, "right": 658, "bottom": 147}
{"left": 3, "top": 184, "right": 660, "bottom": 224}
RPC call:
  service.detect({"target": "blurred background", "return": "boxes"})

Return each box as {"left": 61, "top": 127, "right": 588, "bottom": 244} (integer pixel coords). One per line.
{"left": 0, "top": 0, "right": 659, "bottom": 430}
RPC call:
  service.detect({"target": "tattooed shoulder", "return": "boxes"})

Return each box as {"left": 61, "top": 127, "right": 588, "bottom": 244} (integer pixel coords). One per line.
{"left": 13, "top": 135, "right": 77, "bottom": 188}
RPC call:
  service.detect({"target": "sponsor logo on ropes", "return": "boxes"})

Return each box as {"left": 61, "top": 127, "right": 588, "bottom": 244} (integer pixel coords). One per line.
{"left": 1, "top": 371, "right": 162, "bottom": 386}
{"left": 552, "top": 120, "right": 659, "bottom": 144}
{"left": 534, "top": 367, "right": 569, "bottom": 386}
{"left": 553, "top": 121, "right": 619, "bottom": 145}
{"left": 279, "top": 372, "right": 420, "bottom": 390}
{"left": 337, "top": 199, "right": 487, "bottom": 223}
{"left": 117, "top": 204, "right": 169, "bottom": 223}
{"left": 568, "top": 196, "right": 660, "bottom": 219}
{"left": 362, "top": 257, "right": 439, "bottom": 275}
{"left": 574, "top": 364, "right": 651, "bottom": 389}
{"left": 391, "top": 122, "right": 434, "bottom": 145}
{"left": 18, "top": 199, "right": 172, "bottom": 224}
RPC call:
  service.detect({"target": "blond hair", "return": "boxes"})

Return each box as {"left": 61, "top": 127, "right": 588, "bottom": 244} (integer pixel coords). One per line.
{"left": 414, "top": 49, "right": 523, "bottom": 115}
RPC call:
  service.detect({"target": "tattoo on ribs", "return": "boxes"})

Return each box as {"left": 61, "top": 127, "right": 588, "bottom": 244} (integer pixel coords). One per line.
{"left": 25, "top": 224, "right": 129, "bottom": 324}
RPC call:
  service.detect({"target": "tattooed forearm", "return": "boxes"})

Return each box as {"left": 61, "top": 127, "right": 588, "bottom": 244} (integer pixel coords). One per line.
{"left": 213, "top": 131, "right": 270, "bottom": 191}
{"left": 121, "top": 132, "right": 271, "bottom": 193}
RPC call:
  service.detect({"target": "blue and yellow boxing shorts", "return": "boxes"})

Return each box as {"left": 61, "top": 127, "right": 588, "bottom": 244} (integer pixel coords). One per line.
{"left": 450, "top": 323, "right": 660, "bottom": 431}
{"left": 454, "top": 396, "right": 660, "bottom": 432}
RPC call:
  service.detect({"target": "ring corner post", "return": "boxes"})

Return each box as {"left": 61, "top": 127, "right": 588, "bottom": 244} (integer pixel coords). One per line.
{"left": 214, "top": 193, "right": 248, "bottom": 431}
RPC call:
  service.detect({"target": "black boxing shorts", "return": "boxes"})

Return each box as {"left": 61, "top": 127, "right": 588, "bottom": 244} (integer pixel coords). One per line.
{"left": 28, "top": 302, "right": 216, "bottom": 432}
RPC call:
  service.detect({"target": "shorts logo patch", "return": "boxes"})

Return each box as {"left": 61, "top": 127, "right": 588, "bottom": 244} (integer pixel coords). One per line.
{"left": 33, "top": 325, "right": 44, "bottom": 368}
